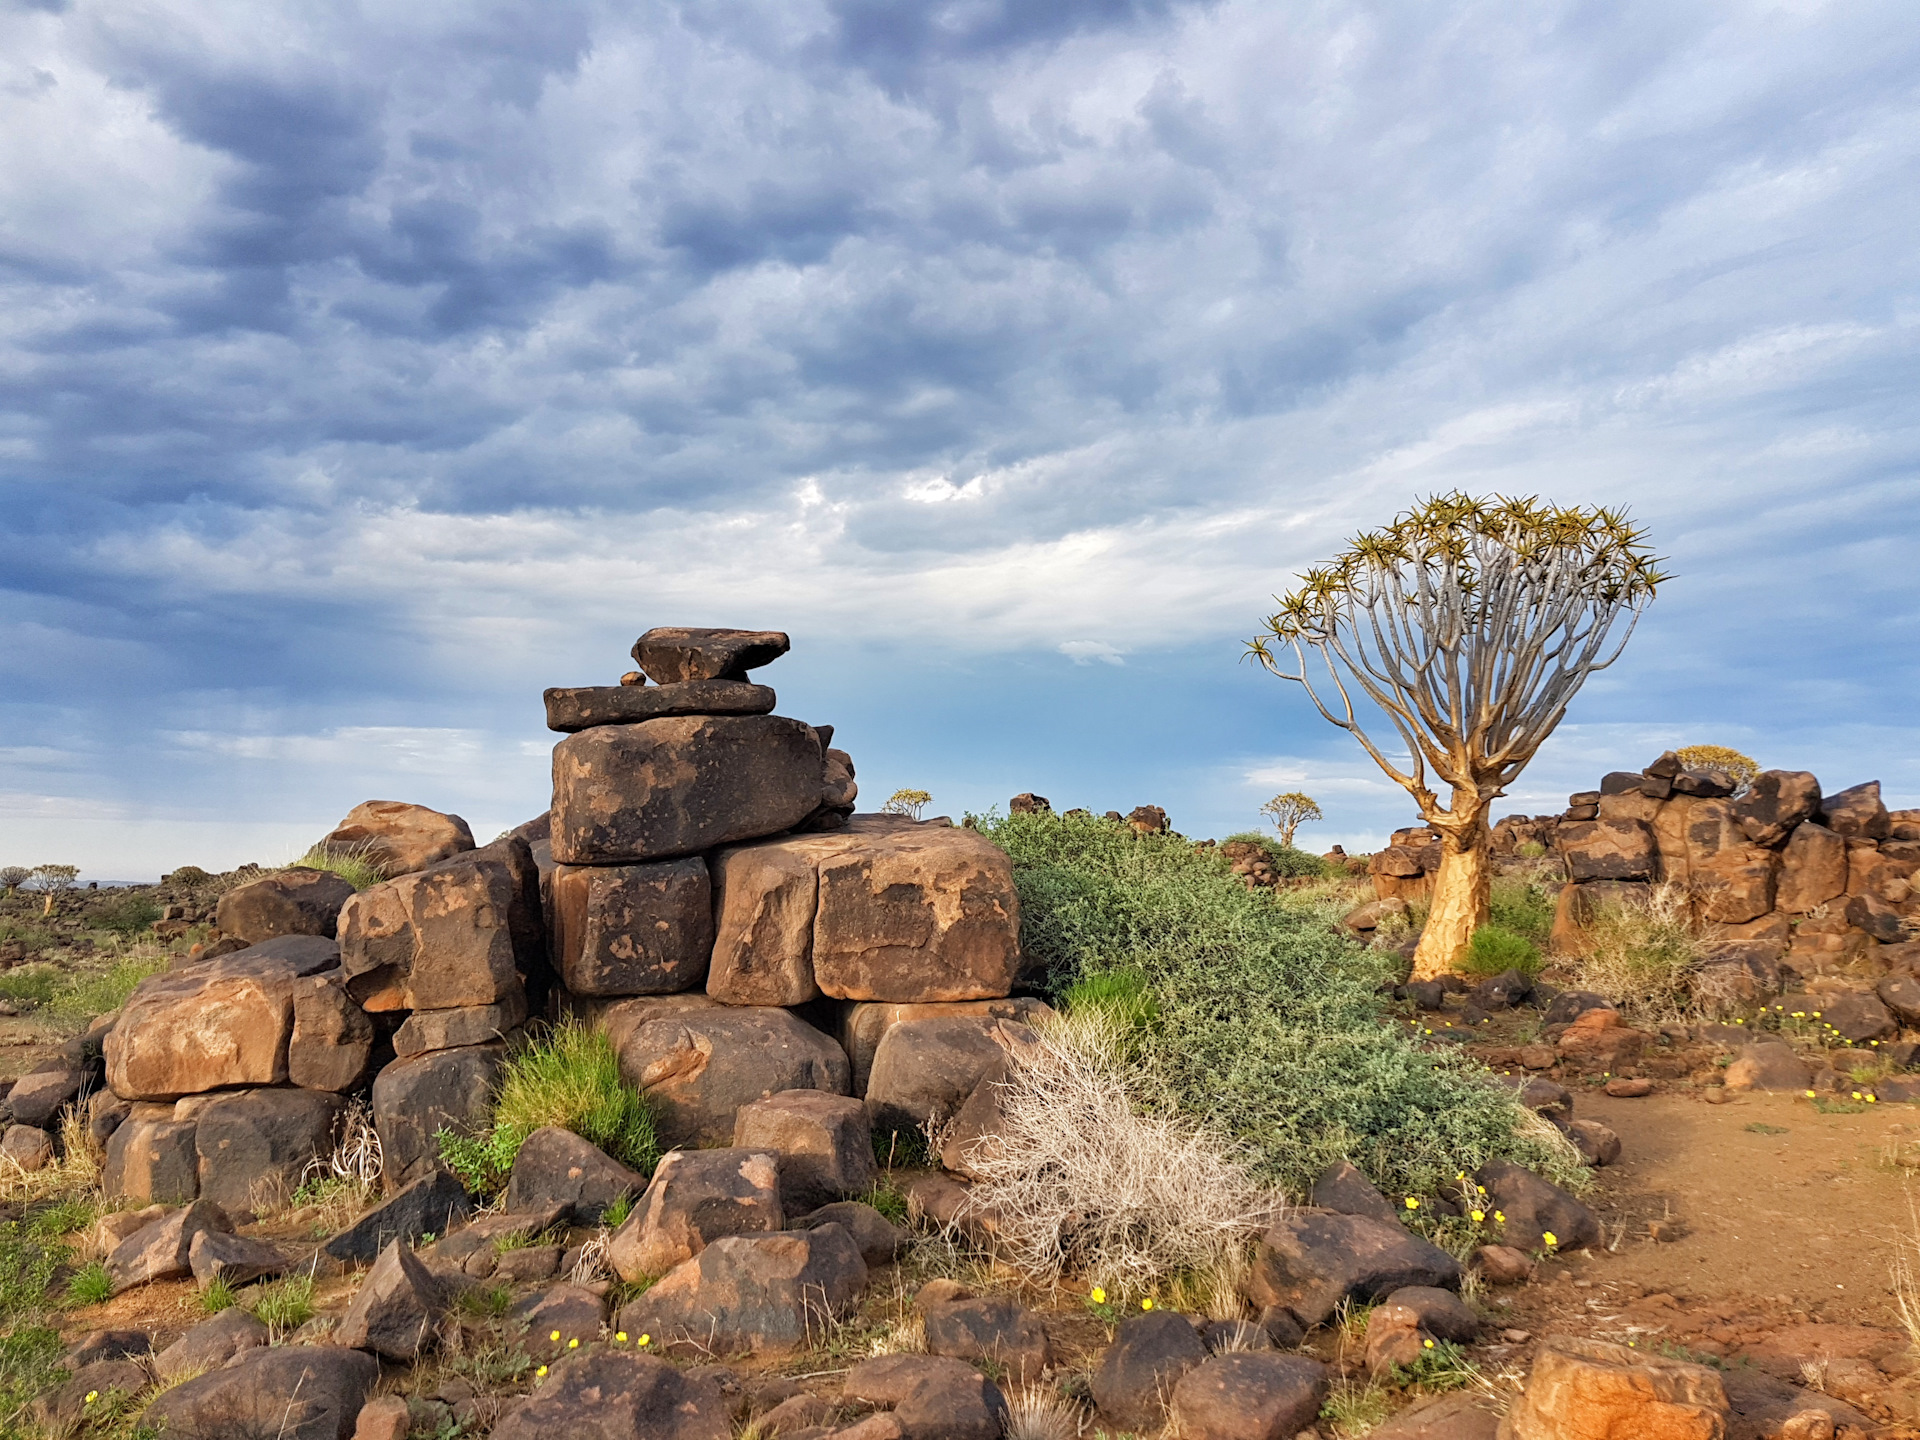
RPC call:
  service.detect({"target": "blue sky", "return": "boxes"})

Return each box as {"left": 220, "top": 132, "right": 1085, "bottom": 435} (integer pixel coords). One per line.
{"left": 2, "top": 0, "right": 1917, "bottom": 878}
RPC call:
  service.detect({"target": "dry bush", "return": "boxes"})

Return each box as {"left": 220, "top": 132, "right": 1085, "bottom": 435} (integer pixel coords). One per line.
{"left": 961, "top": 1010, "right": 1279, "bottom": 1298}
{"left": 1003, "top": 1385, "right": 1085, "bottom": 1440}
{"left": 1569, "top": 883, "right": 1716, "bottom": 1022}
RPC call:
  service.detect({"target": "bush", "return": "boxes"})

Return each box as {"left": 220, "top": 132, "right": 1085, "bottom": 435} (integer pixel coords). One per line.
{"left": 1219, "top": 833, "right": 1329, "bottom": 878}
{"left": 439, "top": 1021, "right": 658, "bottom": 1196}
{"left": 1459, "top": 925, "right": 1543, "bottom": 979}
{"left": 1571, "top": 884, "right": 1708, "bottom": 1021}
{"left": 91, "top": 896, "right": 160, "bottom": 937}
{"left": 1674, "top": 744, "right": 1759, "bottom": 788}
{"left": 986, "top": 811, "right": 1581, "bottom": 1198}
{"left": 1488, "top": 875, "right": 1554, "bottom": 948}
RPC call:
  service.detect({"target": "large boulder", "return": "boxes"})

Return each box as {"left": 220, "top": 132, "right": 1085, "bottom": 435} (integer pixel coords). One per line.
{"left": 6, "top": 1066, "right": 85, "bottom": 1130}
{"left": 603, "top": 996, "right": 851, "bottom": 1148}
{"left": 492, "top": 1351, "right": 730, "bottom": 1440}
{"left": 920, "top": 1293, "right": 1052, "bottom": 1386}
{"left": 1503, "top": 1334, "right": 1727, "bottom": 1440}
{"left": 550, "top": 859, "right": 713, "bottom": 997}
{"left": 334, "top": 1239, "right": 454, "bottom": 1359}
{"left": 550, "top": 715, "right": 825, "bottom": 866}
{"left": 1171, "top": 1353, "right": 1330, "bottom": 1440}
{"left": 320, "top": 800, "right": 475, "bottom": 878}
{"left": 1823, "top": 780, "right": 1891, "bottom": 841}
{"left": 189, "top": 1087, "right": 343, "bottom": 1212}
{"left": 1733, "top": 771, "right": 1822, "bottom": 848}
{"left": 631, "top": 627, "right": 790, "bottom": 684}
{"left": 732, "top": 1090, "right": 876, "bottom": 1213}
{"left": 616, "top": 1225, "right": 867, "bottom": 1357}
{"left": 287, "top": 972, "right": 376, "bottom": 1091}
{"left": 103, "top": 1108, "right": 200, "bottom": 1202}
{"left": 1776, "top": 822, "right": 1848, "bottom": 914}
{"left": 1473, "top": 1160, "right": 1600, "bottom": 1252}
{"left": 337, "top": 838, "right": 538, "bottom": 1013}
{"left": 838, "top": 996, "right": 1055, "bottom": 1093}
{"left": 1557, "top": 820, "right": 1656, "bottom": 883}
{"left": 105, "top": 944, "right": 341, "bottom": 1101}
{"left": 153, "top": 1308, "right": 269, "bottom": 1383}
{"left": 1723, "top": 1040, "right": 1813, "bottom": 1093}
{"left": 1693, "top": 847, "right": 1780, "bottom": 924}
{"left": 371, "top": 1042, "right": 507, "bottom": 1193}
{"left": 504, "top": 1125, "right": 646, "bottom": 1224}
{"left": 543, "top": 678, "right": 776, "bottom": 732}
{"left": 708, "top": 818, "right": 1021, "bottom": 1005}
{"left": 143, "top": 1338, "right": 377, "bottom": 1440}
{"left": 865, "top": 1016, "right": 1032, "bottom": 1132}
{"left": 607, "top": 1147, "right": 783, "bottom": 1279}
{"left": 189, "top": 1230, "right": 291, "bottom": 1289}
{"left": 1246, "top": 1210, "right": 1462, "bottom": 1330}
{"left": 106, "top": 1199, "right": 232, "bottom": 1293}
{"left": 842, "top": 1354, "right": 1008, "bottom": 1440}
{"left": 1093, "top": 1310, "right": 1210, "bottom": 1430}
{"left": 1309, "top": 1161, "right": 1400, "bottom": 1225}
{"left": 322, "top": 1170, "right": 471, "bottom": 1267}
{"left": 214, "top": 869, "right": 356, "bottom": 945}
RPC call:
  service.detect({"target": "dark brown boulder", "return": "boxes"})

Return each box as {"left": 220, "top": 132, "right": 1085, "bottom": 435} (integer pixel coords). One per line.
{"left": 106, "top": 1198, "right": 232, "bottom": 1293}
{"left": 1170, "top": 1353, "right": 1330, "bottom": 1440}
{"left": 334, "top": 1239, "right": 455, "bottom": 1359}
{"left": 1246, "top": 1210, "right": 1461, "bottom": 1330}
{"left": 920, "top": 1293, "right": 1051, "bottom": 1386}
{"left": 1378, "top": 1285, "right": 1479, "bottom": 1342}
{"left": 392, "top": 994, "right": 526, "bottom": 1058}
{"left": 1823, "top": 780, "right": 1891, "bottom": 841}
{"left": 103, "top": 1110, "right": 199, "bottom": 1202}
{"left": 842, "top": 1354, "right": 1008, "bottom": 1440}
{"left": 320, "top": 801, "right": 474, "bottom": 877}
{"left": 1308, "top": 1160, "right": 1399, "bottom": 1225}
{"left": 733, "top": 1089, "right": 875, "bottom": 1213}
{"left": 370, "top": 1042, "right": 507, "bottom": 1192}
{"left": 153, "top": 1307, "right": 268, "bottom": 1382}
{"left": 214, "top": 869, "right": 356, "bottom": 945}
{"left": 189, "top": 1229, "right": 291, "bottom": 1288}
{"left": 492, "top": 1350, "right": 728, "bottom": 1440}
{"left": 617, "top": 1225, "right": 867, "bottom": 1357}
{"left": 1723, "top": 1040, "right": 1812, "bottom": 1093}
{"left": 607, "top": 1147, "right": 783, "bottom": 1280}
{"left": 322, "top": 1170, "right": 470, "bottom": 1266}
{"left": 1818, "top": 987, "right": 1896, "bottom": 1043}
{"left": 544, "top": 678, "right": 776, "bottom": 732}
{"left": 6, "top": 1066, "right": 85, "bottom": 1129}
{"left": 631, "top": 627, "right": 790, "bottom": 684}
{"left": 789, "top": 1201, "right": 908, "bottom": 1268}
{"left": 144, "top": 1341, "right": 377, "bottom": 1440}
{"left": 190, "top": 1087, "right": 343, "bottom": 1212}
{"left": 509, "top": 1284, "right": 607, "bottom": 1364}
{"left": 1733, "top": 770, "right": 1822, "bottom": 848}
{"left": 287, "top": 972, "right": 376, "bottom": 1091}
{"left": 1472, "top": 1160, "right": 1600, "bottom": 1251}
{"left": 866, "top": 1016, "right": 1029, "bottom": 1131}
{"left": 551, "top": 715, "right": 824, "bottom": 865}
{"left": 1557, "top": 818, "right": 1656, "bottom": 882}
{"left": 504, "top": 1125, "right": 645, "bottom": 1224}
{"left": 1777, "top": 822, "right": 1848, "bottom": 913}
{"left": 1092, "top": 1310, "right": 1209, "bottom": 1430}
{"left": 550, "top": 858, "right": 713, "bottom": 997}
{"left": 30, "top": 1360, "right": 150, "bottom": 1436}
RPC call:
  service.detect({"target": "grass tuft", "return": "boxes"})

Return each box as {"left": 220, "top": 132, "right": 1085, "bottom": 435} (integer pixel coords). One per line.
{"left": 65, "top": 1261, "right": 112, "bottom": 1307}
{"left": 246, "top": 1273, "right": 315, "bottom": 1335}
{"left": 198, "top": 1275, "right": 236, "bottom": 1315}
{"left": 289, "top": 842, "right": 387, "bottom": 890}
{"left": 1459, "top": 924, "right": 1542, "bottom": 979}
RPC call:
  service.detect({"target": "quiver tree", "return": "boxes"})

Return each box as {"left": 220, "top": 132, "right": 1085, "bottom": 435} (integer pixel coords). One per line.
{"left": 1249, "top": 494, "right": 1665, "bottom": 978}
{"left": 882, "top": 789, "right": 932, "bottom": 820}
{"left": 0, "top": 867, "right": 27, "bottom": 897}
{"left": 30, "top": 864, "right": 79, "bottom": 917}
{"left": 1260, "top": 792, "right": 1322, "bottom": 848}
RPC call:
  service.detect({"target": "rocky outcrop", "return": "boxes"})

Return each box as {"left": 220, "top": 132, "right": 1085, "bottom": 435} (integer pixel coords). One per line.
{"left": 213, "top": 869, "right": 356, "bottom": 945}
{"left": 321, "top": 801, "right": 475, "bottom": 878}
{"left": 550, "top": 858, "right": 713, "bottom": 997}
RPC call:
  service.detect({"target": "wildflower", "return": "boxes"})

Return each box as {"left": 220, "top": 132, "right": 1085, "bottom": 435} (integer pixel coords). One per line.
{"left": 616, "top": 1332, "right": 628, "bottom": 1343}
{"left": 550, "top": 1330, "right": 561, "bottom": 1341}
{"left": 1471, "top": 1210, "right": 1485, "bottom": 1223}
{"left": 1142, "top": 1298, "right": 1155, "bottom": 1311}
{"left": 569, "top": 1338, "right": 580, "bottom": 1349}
{"left": 639, "top": 1334, "right": 651, "bottom": 1346}
{"left": 1424, "top": 1338, "right": 1435, "bottom": 1349}
{"left": 1405, "top": 1197, "right": 1420, "bottom": 1211}
{"left": 1853, "top": 1092, "right": 1863, "bottom": 1101}
{"left": 536, "top": 1366, "right": 548, "bottom": 1378}
{"left": 1090, "top": 1287, "right": 1106, "bottom": 1304}
{"left": 1494, "top": 1211, "right": 1505, "bottom": 1223}
{"left": 1543, "top": 1231, "right": 1559, "bottom": 1247}
{"left": 1806, "top": 1090, "right": 1816, "bottom": 1098}
{"left": 85, "top": 1393, "right": 98, "bottom": 1405}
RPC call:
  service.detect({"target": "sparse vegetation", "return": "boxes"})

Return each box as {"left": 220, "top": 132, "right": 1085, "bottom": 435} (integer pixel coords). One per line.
{"left": 91, "top": 895, "right": 161, "bottom": 937}
{"left": 1459, "top": 924, "right": 1543, "bottom": 979}
{"left": 1219, "top": 832, "right": 1329, "bottom": 879}
{"left": 1674, "top": 744, "right": 1759, "bottom": 788}
{"left": 289, "top": 842, "right": 385, "bottom": 891}
{"left": 246, "top": 1273, "right": 316, "bottom": 1335}
{"left": 1488, "top": 873, "right": 1555, "bottom": 949}
{"left": 1259, "top": 791, "right": 1323, "bottom": 848}
{"left": 1570, "top": 883, "right": 1711, "bottom": 1021}
{"left": 65, "top": 1262, "right": 113, "bottom": 1307}
{"left": 28, "top": 866, "right": 79, "bottom": 917}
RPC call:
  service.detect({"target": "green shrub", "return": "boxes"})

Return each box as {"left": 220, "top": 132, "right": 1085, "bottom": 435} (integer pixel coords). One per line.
{"left": 1459, "top": 925, "right": 1543, "bottom": 979}
{"left": 1060, "top": 968, "right": 1159, "bottom": 1037}
{"left": 599, "top": 1193, "right": 634, "bottom": 1230}
{"left": 1571, "top": 883, "right": 1705, "bottom": 1020}
{"left": 439, "top": 1021, "right": 658, "bottom": 1197}
{"left": 0, "top": 1326, "right": 67, "bottom": 1434}
{"left": 0, "top": 968, "right": 57, "bottom": 1007}
{"left": 91, "top": 896, "right": 161, "bottom": 937}
{"left": 1219, "top": 833, "right": 1330, "bottom": 878}
{"left": 47, "top": 955, "right": 168, "bottom": 1024}
{"left": 1487, "top": 875, "right": 1555, "bottom": 948}
{"left": 985, "top": 811, "right": 1580, "bottom": 1198}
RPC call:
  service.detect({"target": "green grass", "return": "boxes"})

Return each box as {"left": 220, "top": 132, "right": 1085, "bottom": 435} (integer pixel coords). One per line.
{"left": 1488, "top": 874, "right": 1555, "bottom": 947}
{"left": 0, "top": 1221, "right": 74, "bottom": 1439}
{"left": 27, "top": 1198, "right": 95, "bottom": 1241}
{"left": 456, "top": 1282, "right": 514, "bottom": 1320}
{"left": 198, "top": 1276, "right": 236, "bottom": 1315}
{"left": 438, "top": 1020, "right": 659, "bottom": 1197}
{"left": 0, "top": 968, "right": 57, "bottom": 1007}
{"left": 600, "top": 1192, "right": 634, "bottom": 1230}
{"left": 1220, "top": 832, "right": 1331, "bottom": 878}
{"left": 289, "top": 844, "right": 385, "bottom": 891}
{"left": 1744, "top": 1122, "right": 1789, "bottom": 1136}
{"left": 985, "top": 810, "right": 1583, "bottom": 1199}
{"left": 90, "top": 896, "right": 161, "bottom": 937}
{"left": 0, "top": 923, "right": 54, "bottom": 954}
{"left": 47, "top": 956, "right": 169, "bottom": 1024}
{"left": 1458, "top": 924, "right": 1543, "bottom": 979}
{"left": 65, "top": 1262, "right": 112, "bottom": 1308}
{"left": 860, "top": 1179, "right": 910, "bottom": 1225}
{"left": 0, "top": 1326, "right": 68, "bottom": 1440}
{"left": 246, "top": 1274, "right": 315, "bottom": 1333}
{"left": 1060, "top": 967, "right": 1159, "bottom": 1039}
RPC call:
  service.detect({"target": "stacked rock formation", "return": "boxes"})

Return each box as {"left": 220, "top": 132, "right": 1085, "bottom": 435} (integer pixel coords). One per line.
{"left": 78, "top": 626, "right": 1040, "bottom": 1213}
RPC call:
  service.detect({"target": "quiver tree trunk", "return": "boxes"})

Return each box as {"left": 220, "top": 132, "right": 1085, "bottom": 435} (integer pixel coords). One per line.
{"left": 1411, "top": 800, "right": 1492, "bottom": 980}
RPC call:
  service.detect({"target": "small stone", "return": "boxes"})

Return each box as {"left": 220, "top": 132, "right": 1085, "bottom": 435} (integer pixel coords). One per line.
{"left": 353, "top": 1394, "right": 413, "bottom": 1440}
{"left": 154, "top": 1307, "right": 269, "bottom": 1382}
{"left": 842, "top": 1355, "right": 1007, "bottom": 1440}
{"left": 1474, "top": 1246, "right": 1535, "bottom": 1285}
{"left": 1604, "top": 1077, "right": 1653, "bottom": 1097}
{"left": 920, "top": 1294, "right": 1052, "bottom": 1387}
{"left": 189, "top": 1229, "right": 291, "bottom": 1289}
{"left": 493, "top": 1245, "right": 561, "bottom": 1286}
{"left": 1564, "top": 1119, "right": 1622, "bottom": 1167}
{"left": 0, "top": 1124, "right": 53, "bottom": 1171}
{"left": 106, "top": 1199, "right": 232, "bottom": 1294}
{"left": 1473, "top": 1161, "right": 1600, "bottom": 1252}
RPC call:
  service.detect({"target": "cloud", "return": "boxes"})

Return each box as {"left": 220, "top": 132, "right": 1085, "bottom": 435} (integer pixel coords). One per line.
{"left": 1059, "top": 640, "right": 1125, "bottom": 666}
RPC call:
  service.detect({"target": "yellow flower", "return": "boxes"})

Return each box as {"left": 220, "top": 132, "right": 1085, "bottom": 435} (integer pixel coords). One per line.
{"left": 1141, "top": 1298, "right": 1155, "bottom": 1311}
{"left": 1090, "top": 1287, "right": 1106, "bottom": 1304}
{"left": 1423, "top": 1338, "right": 1435, "bottom": 1349}
{"left": 1404, "top": 1197, "right": 1420, "bottom": 1210}
{"left": 568, "top": 1338, "right": 580, "bottom": 1349}
{"left": 639, "top": 1335, "right": 651, "bottom": 1346}
{"left": 1476, "top": 1185, "right": 1486, "bottom": 1195}
{"left": 1869, "top": 1095, "right": 1879, "bottom": 1104}
{"left": 1853, "top": 1092, "right": 1863, "bottom": 1101}
{"left": 616, "top": 1332, "right": 628, "bottom": 1343}
{"left": 85, "top": 1393, "right": 98, "bottom": 1405}
{"left": 535, "top": 1366, "right": 548, "bottom": 1378}
{"left": 1806, "top": 1090, "right": 1816, "bottom": 1098}
{"left": 550, "top": 1330, "right": 561, "bottom": 1341}
{"left": 1543, "top": 1231, "right": 1559, "bottom": 1247}
{"left": 1494, "top": 1211, "right": 1505, "bottom": 1223}
{"left": 1470, "top": 1210, "right": 1485, "bottom": 1223}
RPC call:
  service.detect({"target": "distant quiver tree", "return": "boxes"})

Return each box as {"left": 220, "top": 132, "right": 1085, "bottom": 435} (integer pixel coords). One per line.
{"left": 1248, "top": 493, "right": 1666, "bottom": 979}
{"left": 882, "top": 789, "right": 932, "bottom": 821}
{"left": 1259, "top": 792, "right": 1322, "bottom": 849}
{"left": 0, "top": 867, "right": 28, "bottom": 897}
{"left": 30, "top": 864, "right": 80, "bottom": 917}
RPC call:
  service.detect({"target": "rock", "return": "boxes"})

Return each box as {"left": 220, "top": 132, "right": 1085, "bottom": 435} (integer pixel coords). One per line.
{"left": 7, "top": 1067, "right": 86, "bottom": 1129}
{"left": 215, "top": 869, "right": 357, "bottom": 945}
{"left": 1473, "top": 1245, "right": 1534, "bottom": 1285}
{"left": 1009, "top": 793, "right": 1051, "bottom": 814}
{"left": 1554, "top": 1009, "right": 1647, "bottom": 1069}
{"left": 1819, "top": 988, "right": 1897, "bottom": 1043}
{"left": 1879, "top": 973, "right": 1920, "bottom": 1024}
{"left": 1558, "top": 819, "right": 1656, "bottom": 882}
{"left": 509, "top": 1284, "right": 607, "bottom": 1363}
{"left": 605, "top": 999, "right": 850, "bottom": 1149}
{"left": 607, "top": 1147, "right": 783, "bottom": 1280}
{"left": 550, "top": 715, "right": 825, "bottom": 866}
{"left": 63, "top": 1329, "right": 151, "bottom": 1370}
{"left": 1720, "top": 1367, "right": 1875, "bottom": 1440}
{"left": 1734, "top": 771, "right": 1823, "bottom": 848}
{"left": 1092, "top": 1309, "right": 1210, "bottom": 1430}
{"left": 30, "top": 1359, "right": 150, "bottom": 1435}
{"left": 1473, "top": 1160, "right": 1599, "bottom": 1252}
{"left": 337, "top": 841, "right": 536, "bottom": 1013}
{"left": 288, "top": 973, "right": 377, "bottom": 1091}
{"left": 1694, "top": 846, "right": 1781, "bottom": 924}
{"left": 503, "top": 1125, "right": 645, "bottom": 1224}
{"left": 867, "top": 1016, "right": 1032, "bottom": 1132}
{"left": 191, "top": 1087, "right": 344, "bottom": 1212}
{"left": 494, "top": 1245, "right": 560, "bottom": 1285}
{"left": 322, "top": 801, "right": 475, "bottom": 878}
{"left": 1471, "top": 969, "right": 1532, "bottom": 1010}
{"left": 1369, "top": 1391, "right": 1502, "bottom": 1439}
{"left": 1248, "top": 1210, "right": 1462, "bottom": 1330}
{"left": 0, "top": 1124, "right": 52, "bottom": 1171}
{"left": 1673, "top": 769, "right": 1737, "bottom": 799}
{"left": 1845, "top": 892, "right": 1908, "bottom": 944}
{"left": 105, "top": 944, "right": 341, "bottom": 1101}
{"left": 323, "top": 1170, "right": 472, "bottom": 1266}
{"left": 155, "top": 1307, "right": 268, "bottom": 1382}
{"left": 939, "top": 1055, "right": 1015, "bottom": 1182}
{"left": 618, "top": 1225, "right": 867, "bottom": 1357}
{"left": 103, "top": 1112, "right": 200, "bottom": 1202}
{"left": 732, "top": 1090, "right": 876, "bottom": 1213}
{"left": 1724, "top": 1040, "right": 1813, "bottom": 1092}
{"left": 838, "top": 997, "right": 1054, "bottom": 1095}
{"left": 87, "top": 1089, "right": 131, "bottom": 1150}
{"left": 1503, "top": 1334, "right": 1728, "bottom": 1439}
{"left": 393, "top": 995, "right": 527, "bottom": 1058}
{"left": 1509, "top": 1076, "right": 1574, "bottom": 1123}
{"left": 145, "top": 1342, "right": 379, "bottom": 1440}
{"left": 334, "top": 1239, "right": 455, "bottom": 1359}
{"left": 189, "top": 1229, "right": 291, "bottom": 1288}
{"left": 709, "top": 819, "right": 1021, "bottom": 1006}
{"left": 1566, "top": 1119, "right": 1623, "bottom": 1166}
{"left": 900, "top": 1172, "right": 1002, "bottom": 1248}
{"left": 1823, "top": 780, "right": 1891, "bottom": 841}
{"left": 790, "top": 1201, "right": 909, "bottom": 1268}
{"left": 1308, "top": 1160, "right": 1401, "bottom": 1225}
{"left": 1341, "top": 897, "right": 1411, "bottom": 932}
{"left": 1777, "top": 823, "right": 1849, "bottom": 913}
{"left": 544, "top": 678, "right": 777, "bottom": 732}
{"left": 1380, "top": 1285, "right": 1479, "bottom": 1342}
{"left": 351, "top": 1395, "right": 412, "bottom": 1440}
{"left": 632, "top": 627, "right": 791, "bottom": 684}
{"left": 551, "top": 859, "right": 713, "bottom": 997}
{"left": 492, "top": 1349, "right": 729, "bottom": 1440}
{"left": 106, "top": 1198, "right": 232, "bottom": 1293}
{"left": 920, "top": 1294, "right": 1051, "bottom": 1386}
{"left": 843, "top": 1354, "right": 1008, "bottom": 1440}
{"left": 1602, "top": 1077, "right": 1652, "bottom": 1098}
{"left": 371, "top": 1042, "right": 507, "bottom": 1192}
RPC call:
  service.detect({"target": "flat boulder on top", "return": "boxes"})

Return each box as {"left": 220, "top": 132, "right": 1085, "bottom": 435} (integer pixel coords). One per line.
{"left": 550, "top": 858, "right": 713, "bottom": 997}
{"left": 618, "top": 1225, "right": 867, "bottom": 1357}
{"left": 603, "top": 997, "right": 851, "bottom": 1149}
{"left": 143, "top": 1340, "right": 377, "bottom": 1440}
{"left": 491, "top": 1350, "right": 731, "bottom": 1440}
{"left": 607, "top": 1147, "right": 783, "bottom": 1280}
{"left": 1733, "top": 770, "right": 1823, "bottom": 848}
{"left": 392, "top": 993, "right": 527, "bottom": 1058}
{"left": 336, "top": 838, "right": 538, "bottom": 1012}
{"left": 1246, "top": 1210, "right": 1462, "bottom": 1331}
{"left": 1503, "top": 1334, "right": 1727, "bottom": 1440}
{"left": 321, "top": 800, "right": 475, "bottom": 877}
{"left": 544, "top": 679, "right": 777, "bottom": 732}
{"left": 1472, "top": 1160, "right": 1600, "bottom": 1253}
{"left": 105, "top": 944, "right": 340, "bottom": 1101}
{"left": 1823, "top": 780, "right": 1890, "bottom": 841}
{"left": 1557, "top": 819, "right": 1656, "bottom": 883}
{"left": 631, "top": 627, "right": 790, "bottom": 684}
{"left": 708, "top": 818, "right": 1021, "bottom": 1006}
{"left": 842, "top": 1354, "right": 1008, "bottom": 1440}
{"left": 550, "top": 715, "right": 826, "bottom": 866}
{"left": 214, "top": 868, "right": 356, "bottom": 945}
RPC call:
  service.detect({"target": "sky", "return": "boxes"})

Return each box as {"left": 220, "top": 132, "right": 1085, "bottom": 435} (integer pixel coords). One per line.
{"left": 2, "top": 0, "right": 1917, "bottom": 879}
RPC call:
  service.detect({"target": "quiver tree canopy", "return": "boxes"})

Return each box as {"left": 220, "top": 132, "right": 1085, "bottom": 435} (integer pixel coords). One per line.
{"left": 1248, "top": 493, "right": 1666, "bottom": 976}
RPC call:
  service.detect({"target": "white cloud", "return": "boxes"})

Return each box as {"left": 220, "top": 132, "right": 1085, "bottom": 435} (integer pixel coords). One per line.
{"left": 1058, "top": 640, "right": 1126, "bottom": 666}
